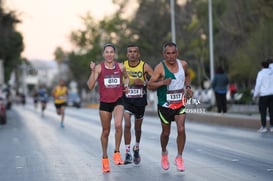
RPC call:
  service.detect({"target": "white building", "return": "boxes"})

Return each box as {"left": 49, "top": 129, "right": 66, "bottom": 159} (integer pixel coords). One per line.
{"left": 29, "top": 60, "right": 59, "bottom": 87}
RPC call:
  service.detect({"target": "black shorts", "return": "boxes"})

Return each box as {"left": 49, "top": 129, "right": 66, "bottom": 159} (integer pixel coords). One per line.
{"left": 34, "top": 99, "right": 38, "bottom": 104}
{"left": 41, "top": 100, "right": 47, "bottom": 104}
{"left": 124, "top": 101, "right": 145, "bottom": 119}
{"left": 157, "top": 105, "right": 186, "bottom": 125}
{"left": 40, "top": 97, "right": 48, "bottom": 103}
{"left": 55, "top": 102, "right": 66, "bottom": 109}
{"left": 99, "top": 97, "right": 123, "bottom": 112}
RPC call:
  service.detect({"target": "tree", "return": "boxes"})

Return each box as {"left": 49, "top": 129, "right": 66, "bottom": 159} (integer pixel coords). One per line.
{"left": 60, "top": 0, "right": 273, "bottom": 91}
{"left": 192, "top": 0, "right": 273, "bottom": 88}
{"left": 0, "top": 1, "right": 23, "bottom": 82}
{"left": 213, "top": 0, "right": 273, "bottom": 87}
{"left": 53, "top": 46, "right": 71, "bottom": 82}
{"left": 54, "top": 46, "right": 66, "bottom": 64}
{"left": 66, "top": 10, "right": 132, "bottom": 89}
{"left": 67, "top": 13, "right": 112, "bottom": 89}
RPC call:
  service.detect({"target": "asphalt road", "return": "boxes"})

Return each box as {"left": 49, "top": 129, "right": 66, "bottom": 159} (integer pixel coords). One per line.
{"left": 0, "top": 103, "right": 273, "bottom": 181}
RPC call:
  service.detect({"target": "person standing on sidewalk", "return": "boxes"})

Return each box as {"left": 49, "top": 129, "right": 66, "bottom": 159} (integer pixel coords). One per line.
{"left": 253, "top": 59, "right": 273, "bottom": 133}
{"left": 123, "top": 44, "right": 153, "bottom": 164}
{"left": 211, "top": 66, "right": 229, "bottom": 114}
{"left": 147, "top": 42, "right": 192, "bottom": 172}
{"left": 52, "top": 79, "right": 68, "bottom": 128}
{"left": 87, "top": 43, "right": 129, "bottom": 173}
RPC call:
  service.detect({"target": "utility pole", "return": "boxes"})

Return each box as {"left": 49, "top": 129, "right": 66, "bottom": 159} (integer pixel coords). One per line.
{"left": 170, "top": 0, "right": 176, "bottom": 43}
{"left": 208, "top": 0, "right": 214, "bottom": 81}
{"left": 0, "top": 59, "right": 4, "bottom": 85}
{"left": 21, "top": 62, "right": 28, "bottom": 95}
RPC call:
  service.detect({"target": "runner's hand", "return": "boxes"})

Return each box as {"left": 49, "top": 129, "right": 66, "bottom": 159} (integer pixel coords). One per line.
{"left": 185, "top": 89, "right": 193, "bottom": 98}
{"left": 163, "top": 78, "right": 172, "bottom": 86}
{"left": 134, "top": 78, "right": 145, "bottom": 86}
{"left": 90, "top": 61, "right": 96, "bottom": 71}
{"left": 123, "top": 85, "right": 129, "bottom": 94}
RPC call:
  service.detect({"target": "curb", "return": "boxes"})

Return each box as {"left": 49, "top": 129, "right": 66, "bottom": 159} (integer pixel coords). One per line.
{"left": 145, "top": 110, "right": 260, "bottom": 130}
{"left": 186, "top": 112, "right": 260, "bottom": 129}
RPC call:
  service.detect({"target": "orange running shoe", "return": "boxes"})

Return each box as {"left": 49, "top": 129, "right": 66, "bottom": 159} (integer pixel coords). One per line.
{"left": 113, "top": 152, "right": 124, "bottom": 165}
{"left": 102, "top": 158, "right": 110, "bottom": 173}
{"left": 161, "top": 153, "right": 169, "bottom": 170}
{"left": 175, "top": 156, "right": 185, "bottom": 172}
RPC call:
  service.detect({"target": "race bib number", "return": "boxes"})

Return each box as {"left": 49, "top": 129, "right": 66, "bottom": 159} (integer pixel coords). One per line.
{"left": 166, "top": 89, "right": 184, "bottom": 104}
{"left": 58, "top": 96, "right": 66, "bottom": 100}
{"left": 104, "top": 75, "right": 120, "bottom": 88}
{"left": 126, "top": 87, "right": 143, "bottom": 98}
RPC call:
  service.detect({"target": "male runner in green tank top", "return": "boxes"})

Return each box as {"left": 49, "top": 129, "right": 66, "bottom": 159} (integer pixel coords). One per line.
{"left": 147, "top": 42, "right": 193, "bottom": 172}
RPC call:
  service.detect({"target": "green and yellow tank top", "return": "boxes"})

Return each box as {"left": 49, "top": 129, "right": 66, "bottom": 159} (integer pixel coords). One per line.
{"left": 123, "top": 60, "right": 147, "bottom": 106}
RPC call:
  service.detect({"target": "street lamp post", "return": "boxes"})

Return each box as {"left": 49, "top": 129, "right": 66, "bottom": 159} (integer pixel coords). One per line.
{"left": 208, "top": 0, "right": 214, "bottom": 81}
{"left": 170, "top": 0, "right": 176, "bottom": 43}
{"left": 21, "top": 62, "right": 28, "bottom": 95}
{"left": 0, "top": 59, "right": 4, "bottom": 85}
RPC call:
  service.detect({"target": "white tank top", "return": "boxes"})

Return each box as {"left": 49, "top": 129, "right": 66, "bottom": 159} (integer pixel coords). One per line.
{"left": 168, "top": 59, "right": 185, "bottom": 91}
{"left": 163, "top": 59, "right": 186, "bottom": 109}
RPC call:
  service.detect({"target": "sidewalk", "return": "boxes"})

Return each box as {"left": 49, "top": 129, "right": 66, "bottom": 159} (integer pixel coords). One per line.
{"left": 146, "top": 104, "right": 261, "bottom": 130}
{"left": 186, "top": 112, "right": 260, "bottom": 129}
{"left": 187, "top": 104, "right": 261, "bottom": 129}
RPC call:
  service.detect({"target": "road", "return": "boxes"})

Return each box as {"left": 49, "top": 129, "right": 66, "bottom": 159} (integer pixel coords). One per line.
{"left": 0, "top": 103, "right": 273, "bottom": 181}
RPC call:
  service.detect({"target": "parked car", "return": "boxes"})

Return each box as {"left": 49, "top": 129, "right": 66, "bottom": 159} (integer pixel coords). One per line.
{"left": 67, "top": 92, "right": 81, "bottom": 108}
{"left": 0, "top": 97, "right": 6, "bottom": 124}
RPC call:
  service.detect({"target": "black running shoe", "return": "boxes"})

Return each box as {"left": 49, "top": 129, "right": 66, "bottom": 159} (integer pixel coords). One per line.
{"left": 133, "top": 145, "right": 141, "bottom": 164}
{"left": 124, "top": 153, "right": 132, "bottom": 164}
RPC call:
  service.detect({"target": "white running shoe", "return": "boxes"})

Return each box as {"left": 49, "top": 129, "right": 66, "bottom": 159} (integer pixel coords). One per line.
{"left": 257, "top": 126, "right": 267, "bottom": 133}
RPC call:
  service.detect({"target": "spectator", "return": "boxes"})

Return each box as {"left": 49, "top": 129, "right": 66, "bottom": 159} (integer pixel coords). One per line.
{"left": 211, "top": 66, "right": 229, "bottom": 113}
{"left": 253, "top": 60, "right": 273, "bottom": 133}
{"left": 229, "top": 82, "right": 237, "bottom": 103}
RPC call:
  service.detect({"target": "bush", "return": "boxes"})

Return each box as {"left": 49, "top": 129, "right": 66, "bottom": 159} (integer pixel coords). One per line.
{"left": 237, "top": 88, "right": 253, "bottom": 104}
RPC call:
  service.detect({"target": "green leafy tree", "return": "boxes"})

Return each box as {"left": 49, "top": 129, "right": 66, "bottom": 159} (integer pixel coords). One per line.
{"left": 67, "top": 13, "right": 107, "bottom": 89}
{"left": 54, "top": 46, "right": 66, "bottom": 65}
{"left": 0, "top": 1, "right": 23, "bottom": 82}
{"left": 60, "top": 0, "right": 273, "bottom": 92}
{"left": 67, "top": 10, "right": 131, "bottom": 88}
{"left": 124, "top": 0, "right": 172, "bottom": 67}
{"left": 192, "top": 0, "right": 273, "bottom": 88}
{"left": 213, "top": 0, "right": 273, "bottom": 87}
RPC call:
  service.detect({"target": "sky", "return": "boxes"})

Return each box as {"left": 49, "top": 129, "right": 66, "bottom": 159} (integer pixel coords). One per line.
{"left": 5, "top": 0, "right": 121, "bottom": 61}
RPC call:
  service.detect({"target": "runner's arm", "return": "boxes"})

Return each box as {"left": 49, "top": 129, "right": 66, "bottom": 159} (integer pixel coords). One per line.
{"left": 147, "top": 63, "right": 171, "bottom": 91}
{"left": 181, "top": 60, "right": 193, "bottom": 98}
{"left": 144, "top": 63, "right": 154, "bottom": 84}
{"left": 87, "top": 62, "right": 100, "bottom": 90}
{"left": 119, "top": 63, "right": 129, "bottom": 87}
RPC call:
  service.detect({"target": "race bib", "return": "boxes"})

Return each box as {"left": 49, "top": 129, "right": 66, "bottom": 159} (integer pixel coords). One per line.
{"left": 58, "top": 96, "right": 66, "bottom": 100}
{"left": 126, "top": 87, "right": 143, "bottom": 98}
{"left": 104, "top": 75, "right": 120, "bottom": 88}
{"left": 166, "top": 89, "right": 184, "bottom": 104}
